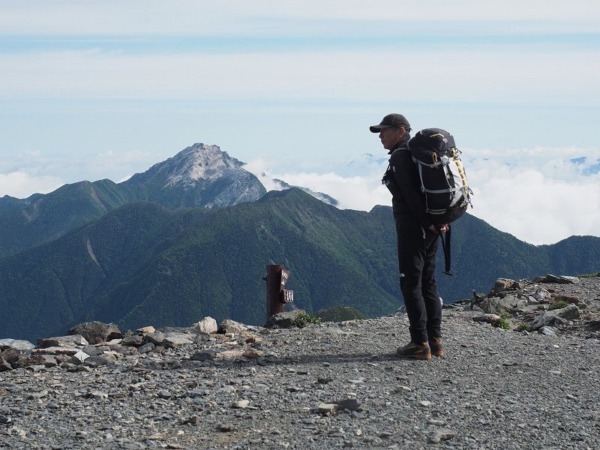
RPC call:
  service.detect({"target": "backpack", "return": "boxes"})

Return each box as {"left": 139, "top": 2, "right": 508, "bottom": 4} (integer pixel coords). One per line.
{"left": 408, "top": 128, "right": 472, "bottom": 226}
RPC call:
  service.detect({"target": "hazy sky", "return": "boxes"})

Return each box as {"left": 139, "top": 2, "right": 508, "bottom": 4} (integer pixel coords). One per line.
{"left": 1, "top": 0, "right": 599, "bottom": 245}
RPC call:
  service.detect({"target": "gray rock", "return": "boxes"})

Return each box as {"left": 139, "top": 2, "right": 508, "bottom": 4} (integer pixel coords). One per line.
{"left": 68, "top": 321, "right": 122, "bottom": 344}
{"left": 334, "top": 399, "right": 362, "bottom": 411}
{"left": 0, "top": 339, "right": 35, "bottom": 351}
{"left": 0, "top": 273, "right": 598, "bottom": 449}
{"left": 146, "top": 331, "right": 165, "bottom": 345}
{"left": 12, "top": 352, "right": 51, "bottom": 369}
{"left": 0, "top": 348, "right": 20, "bottom": 365}
{"left": 219, "top": 319, "right": 249, "bottom": 334}
{"left": 120, "top": 335, "right": 145, "bottom": 347}
{"left": 539, "top": 326, "right": 557, "bottom": 336}
{"left": 81, "top": 345, "right": 102, "bottom": 357}
{"left": 534, "top": 274, "right": 580, "bottom": 284}
{"left": 162, "top": 332, "right": 194, "bottom": 348}
{"left": 478, "top": 294, "right": 528, "bottom": 315}
{"left": 84, "top": 355, "right": 114, "bottom": 367}
{"left": 37, "top": 335, "right": 89, "bottom": 349}
{"left": 0, "top": 357, "right": 12, "bottom": 371}
{"left": 531, "top": 304, "right": 581, "bottom": 330}
{"left": 491, "top": 278, "right": 521, "bottom": 294}
{"left": 138, "top": 343, "right": 155, "bottom": 354}
{"left": 190, "top": 350, "right": 217, "bottom": 361}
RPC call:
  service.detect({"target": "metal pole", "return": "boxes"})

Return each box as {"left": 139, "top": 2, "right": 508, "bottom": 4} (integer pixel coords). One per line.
{"left": 265, "top": 264, "right": 293, "bottom": 320}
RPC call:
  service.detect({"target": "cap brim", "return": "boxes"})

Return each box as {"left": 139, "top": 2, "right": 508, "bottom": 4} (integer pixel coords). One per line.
{"left": 370, "top": 125, "right": 388, "bottom": 133}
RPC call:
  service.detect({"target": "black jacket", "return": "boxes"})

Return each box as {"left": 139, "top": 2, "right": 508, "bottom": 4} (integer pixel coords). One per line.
{"left": 385, "top": 142, "right": 432, "bottom": 230}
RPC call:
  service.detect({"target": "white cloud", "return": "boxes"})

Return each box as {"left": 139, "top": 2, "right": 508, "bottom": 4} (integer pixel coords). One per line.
{"left": 251, "top": 146, "right": 600, "bottom": 245}
{"left": 0, "top": 1, "right": 596, "bottom": 35}
{"left": 0, "top": 149, "right": 158, "bottom": 198}
{"left": 464, "top": 146, "right": 600, "bottom": 244}
{"left": 469, "top": 169, "right": 600, "bottom": 245}
{"left": 0, "top": 171, "right": 63, "bottom": 198}
{"left": 1, "top": 48, "right": 597, "bottom": 107}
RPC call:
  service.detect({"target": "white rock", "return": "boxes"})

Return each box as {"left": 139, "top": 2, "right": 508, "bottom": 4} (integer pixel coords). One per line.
{"left": 195, "top": 317, "right": 218, "bottom": 334}
{"left": 316, "top": 403, "right": 338, "bottom": 415}
{"left": 232, "top": 400, "right": 250, "bottom": 409}
{"left": 71, "top": 350, "right": 90, "bottom": 365}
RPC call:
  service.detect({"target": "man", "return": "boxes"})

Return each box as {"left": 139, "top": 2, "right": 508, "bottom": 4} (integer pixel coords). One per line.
{"left": 370, "top": 113, "right": 446, "bottom": 360}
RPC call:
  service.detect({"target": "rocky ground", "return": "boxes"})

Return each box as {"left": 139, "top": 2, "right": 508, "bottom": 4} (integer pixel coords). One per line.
{"left": 1, "top": 274, "right": 599, "bottom": 449}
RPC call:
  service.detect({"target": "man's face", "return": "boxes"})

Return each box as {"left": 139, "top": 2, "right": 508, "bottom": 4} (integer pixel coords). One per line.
{"left": 379, "top": 127, "right": 405, "bottom": 151}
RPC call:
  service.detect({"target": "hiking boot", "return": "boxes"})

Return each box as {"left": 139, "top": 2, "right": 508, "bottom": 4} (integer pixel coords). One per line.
{"left": 396, "top": 341, "right": 431, "bottom": 360}
{"left": 429, "top": 337, "right": 444, "bottom": 357}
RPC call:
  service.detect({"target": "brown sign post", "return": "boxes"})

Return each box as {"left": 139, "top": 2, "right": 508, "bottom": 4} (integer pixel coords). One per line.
{"left": 264, "top": 264, "right": 294, "bottom": 320}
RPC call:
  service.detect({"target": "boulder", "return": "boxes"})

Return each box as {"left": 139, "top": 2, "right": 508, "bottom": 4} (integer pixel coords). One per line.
{"left": 11, "top": 353, "right": 48, "bottom": 369}
{"left": 0, "top": 339, "right": 35, "bottom": 351}
{"left": 531, "top": 304, "right": 581, "bottom": 330}
{"left": 69, "top": 321, "right": 122, "bottom": 344}
{"left": 1, "top": 348, "right": 21, "bottom": 365}
{"left": 219, "top": 319, "right": 249, "bottom": 335}
{"left": 121, "top": 335, "right": 145, "bottom": 347}
{"left": 0, "top": 357, "right": 12, "bottom": 371}
{"left": 84, "top": 355, "right": 114, "bottom": 367}
{"left": 146, "top": 331, "right": 165, "bottom": 345}
{"left": 473, "top": 313, "right": 502, "bottom": 325}
{"left": 491, "top": 278, "right": 522, "bottom": 295}
{"left": 534, "top": 274, "right": 580, "bottom": 284}
{"left": 33, "top": 346, "right": 80, "bottom": 356}
{"left": 136, "top": 326, "right": 156, "bottom": 336}
{"left": 477, "top": 295, "right": 528, "bottom": 315}
{"left": 162, "top": 332, "right": 194, "bottom": 348}
{"left": 194, "top": 317, "right": 218, "bottom": 334}
{"left": 37, "top": 335, "right": 89, "bottom": 349}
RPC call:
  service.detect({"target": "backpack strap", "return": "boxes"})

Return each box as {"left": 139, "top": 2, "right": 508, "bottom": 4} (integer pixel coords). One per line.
{"left": 439, "top": 225, "right": 453, "bottom": 276}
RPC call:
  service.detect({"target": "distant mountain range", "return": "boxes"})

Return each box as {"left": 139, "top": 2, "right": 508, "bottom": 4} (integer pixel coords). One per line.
{"left": 1, "top": 144, "right": 599, "bottom": 341}
{"left": 0, "top": 144, "right": 266, "bottom": 258}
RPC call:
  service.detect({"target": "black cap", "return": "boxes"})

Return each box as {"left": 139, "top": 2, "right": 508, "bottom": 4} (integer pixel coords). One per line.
{"left": 369, "top": 113, "right": 411, "bottom": 133}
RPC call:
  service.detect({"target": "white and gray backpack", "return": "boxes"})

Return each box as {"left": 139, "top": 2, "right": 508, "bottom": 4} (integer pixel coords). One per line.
{"left": 408, "top": 128, "right": 473, "bottom": 225}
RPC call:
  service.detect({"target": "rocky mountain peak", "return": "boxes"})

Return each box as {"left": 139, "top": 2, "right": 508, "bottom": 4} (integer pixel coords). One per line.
{"left": 159, "top": 143, "right": 245, "bottom": 188}
{"left": 122, "top": 143, "right": 266, "bottom": 208}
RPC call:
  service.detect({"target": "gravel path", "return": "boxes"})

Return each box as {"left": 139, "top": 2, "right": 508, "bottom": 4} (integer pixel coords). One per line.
{"left": 1, "top": 308, "right": 599, "bottom": 449}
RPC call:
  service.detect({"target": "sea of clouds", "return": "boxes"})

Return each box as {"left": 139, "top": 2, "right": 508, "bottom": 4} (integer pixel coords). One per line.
{"left": 247, "top": 146, "right": 600, "bottom": 246}
{"left": 0, "top": 145, "right": 598, "bottom": 246}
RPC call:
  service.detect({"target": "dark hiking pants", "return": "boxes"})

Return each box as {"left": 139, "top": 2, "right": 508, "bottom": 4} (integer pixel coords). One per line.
{"left": 396, "top": 220, "right": 442, "bottom": 344}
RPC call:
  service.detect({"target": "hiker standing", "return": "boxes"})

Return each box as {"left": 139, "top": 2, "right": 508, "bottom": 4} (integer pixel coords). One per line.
{"left": 370, "top": 113, "right": 446, "bottom": 360}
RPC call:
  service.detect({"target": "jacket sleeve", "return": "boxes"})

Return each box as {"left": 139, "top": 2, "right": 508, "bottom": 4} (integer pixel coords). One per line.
{"left": 390, "top": 149, "right": 432, "bottom": 229}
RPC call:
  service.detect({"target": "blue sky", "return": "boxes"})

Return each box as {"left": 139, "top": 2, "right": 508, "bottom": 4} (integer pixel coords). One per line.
{"left": 0, "top": 0, "right": 599, "bottom": 245}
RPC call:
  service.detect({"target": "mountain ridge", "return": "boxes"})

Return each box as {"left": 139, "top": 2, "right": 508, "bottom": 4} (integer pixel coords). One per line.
{"left": 0, "top": 144, "right": 598, "bottom": 341}
{"left": 1, "top": 187, "right": 599, "bottom": 341}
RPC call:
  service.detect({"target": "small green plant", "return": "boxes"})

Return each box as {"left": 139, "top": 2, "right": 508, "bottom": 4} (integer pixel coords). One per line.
{"left": 495, "top": 318, "right": 510, "bottom": 330}
{"left": 293, "top": 313, "right": 322, "bottom": 328}
{"left": 516, "top": 323, "right": 530, "bottom": 332}
{"left": 548, "top": 301, "right": 570, "bottom": 311}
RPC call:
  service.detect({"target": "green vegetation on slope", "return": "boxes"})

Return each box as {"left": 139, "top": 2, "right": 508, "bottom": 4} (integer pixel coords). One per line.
{"left": 0, "top": 188, "right": 598, "bottom": 341}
